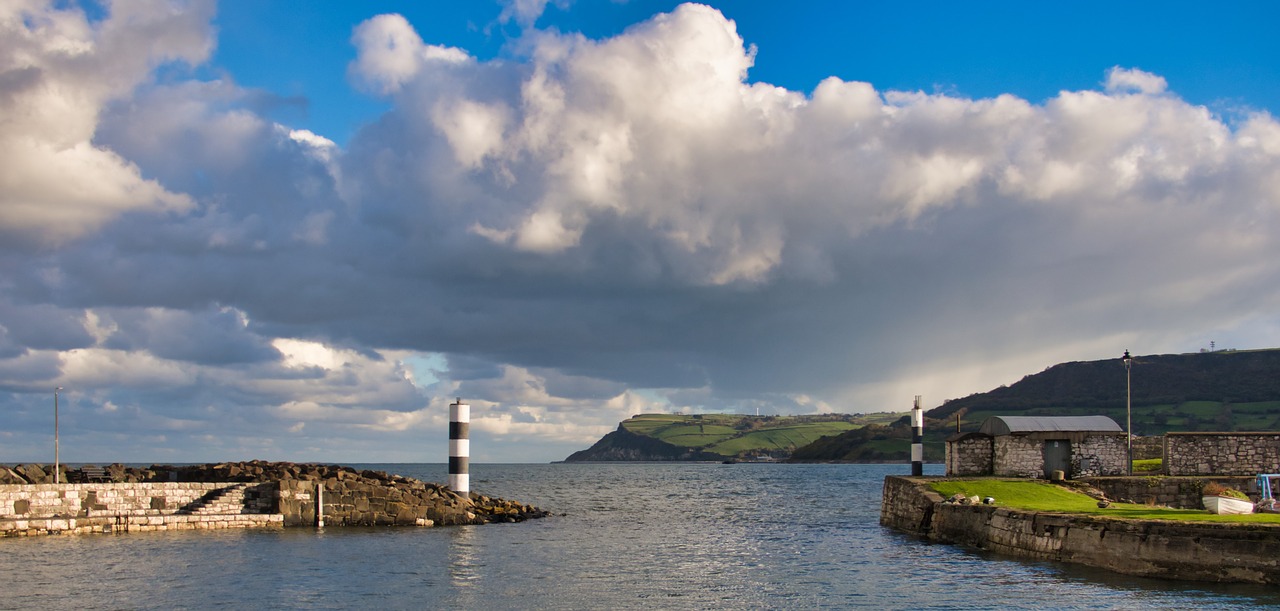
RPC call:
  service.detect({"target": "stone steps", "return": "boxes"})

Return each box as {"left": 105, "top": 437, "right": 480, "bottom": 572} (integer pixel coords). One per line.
{"left": 184, "top": 484, "right": 254, "bottom": 515}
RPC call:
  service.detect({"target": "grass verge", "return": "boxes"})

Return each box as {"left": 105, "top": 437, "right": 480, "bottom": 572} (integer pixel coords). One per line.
{"left": 929, "top": 479, "right": 1280, "bottom": 524}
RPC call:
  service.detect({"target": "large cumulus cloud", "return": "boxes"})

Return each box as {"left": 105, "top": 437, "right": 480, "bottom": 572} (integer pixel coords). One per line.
{"left": 1, "top": 2, "right": 1278, "bottom": 462}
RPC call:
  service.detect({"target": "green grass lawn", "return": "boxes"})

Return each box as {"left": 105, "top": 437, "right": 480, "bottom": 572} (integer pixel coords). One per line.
{"left": 1132, "top": 458, "right": 1162, "bottom": 472}
{"left": 929, "top": 479, "right": 1280, "bottom": 523}
{"left": 708, "top": 423, "right": 859, "bottom": 455}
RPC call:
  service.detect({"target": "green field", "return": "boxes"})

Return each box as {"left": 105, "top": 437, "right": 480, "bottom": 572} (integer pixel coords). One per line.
{"left": 617, "top": 412, "right": 893, "bottom": 459}
{"left": 708, "top": 423, "right": 859, "bottom": 455}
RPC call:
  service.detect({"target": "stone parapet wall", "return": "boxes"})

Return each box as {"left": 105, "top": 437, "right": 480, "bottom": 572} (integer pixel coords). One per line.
{"left": 0, "top": 482, "right": 282, "bottom": 537}
{"left": 2, "top": 513, "right": 283, "bottom": 536}
{"left": 1131, "top": 436, "right": 1163, "bottom": 460}
{"left": 0, "top": 482, "right": 274, "bottom": 519}
{"left": 1165, "top": 433, "right": 1280, "bottom": 476}
{"left": 1082, "top": 476, "right": 1259, "bottom": 509}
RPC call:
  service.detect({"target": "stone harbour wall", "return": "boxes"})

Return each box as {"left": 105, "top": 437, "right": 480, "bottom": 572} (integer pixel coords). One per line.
{"left": 881, "top": 476, "right": 1280, "bottom": 584}
{"left": 1165, "top": 433, "right": 1280, "bottom": 476}
{"left": 0, "top": 482, "right": 282, "bottom": 537}
{"left": 0, "top": 461, "right": 549, "bottom": 537}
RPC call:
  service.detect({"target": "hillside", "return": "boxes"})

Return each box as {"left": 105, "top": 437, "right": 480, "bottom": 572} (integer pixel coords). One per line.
{"left": 563, "top": 412, "right": 901, "bottom": 462}
{"left": 791, "top": 348, "right": 1280, "bottom": 462}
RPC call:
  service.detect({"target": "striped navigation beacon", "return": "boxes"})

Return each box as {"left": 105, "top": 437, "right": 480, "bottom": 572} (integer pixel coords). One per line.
{"left": 449, "top": 397, "right": 470, "bottom": 501}
{"left": 911, "top": 395, "right": 924, "bottom": 476}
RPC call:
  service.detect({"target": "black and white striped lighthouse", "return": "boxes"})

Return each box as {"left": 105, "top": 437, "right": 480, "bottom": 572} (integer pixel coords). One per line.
{"left": 449, "top": 397, "right": 470, "bottom": 500}
{"left": 911, "top": 395, "right": 924, "bottom": 476}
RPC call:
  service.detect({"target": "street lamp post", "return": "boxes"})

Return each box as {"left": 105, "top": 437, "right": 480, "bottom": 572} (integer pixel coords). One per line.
{"left": 1122, "top": 351, "right": 1132, "bottom": 475}
{"left": 54, "top": 386, "right": 63, "bottom": 484}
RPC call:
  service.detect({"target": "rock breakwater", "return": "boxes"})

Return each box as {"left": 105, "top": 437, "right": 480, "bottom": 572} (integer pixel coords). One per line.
{"left": 2, "top": 461, "right": 549, "bottom": 530}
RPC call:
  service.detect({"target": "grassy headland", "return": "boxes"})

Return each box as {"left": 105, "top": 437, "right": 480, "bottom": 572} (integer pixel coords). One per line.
{"left": 564, "top": 412, "right": 902, "bottom": 462}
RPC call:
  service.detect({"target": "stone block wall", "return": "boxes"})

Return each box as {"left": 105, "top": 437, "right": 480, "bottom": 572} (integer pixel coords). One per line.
{"left": 993, "top": 436, "right": 1043, "bottom": 478}
{"left": 0, "top": 462, "right": 548, "bottom": 537}
{"left": 1070, "top": 434, "right": 1127, "bottom": 477}
{"left": 1131, "top": 436, "right": 1163, "bottom": 460}
{"left": 0, "top": 482, "right": 273, "bottom": 518}
{"left": 879, "top": 475, "right": 942, "bottom": 534}
{"left": 945, "top": 436, "right": 993, "bottom": 476}
{"left": 1165, "top": 433, "right": 1280, "bottom": 476}
{"left": 1082, "top": 476, "right": 1259, "bottom": 509}
{"left": 0, "top": 482, "right": 281, "bottom": 536}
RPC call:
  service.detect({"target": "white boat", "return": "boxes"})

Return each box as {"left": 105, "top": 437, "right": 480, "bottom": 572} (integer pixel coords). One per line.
{"left": 1203, "top": 495, "right": 1255, "bottom": 515}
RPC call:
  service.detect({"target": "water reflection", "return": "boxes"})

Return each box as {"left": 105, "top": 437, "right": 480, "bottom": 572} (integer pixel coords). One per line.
{"left": 448, "top": 524, "right": 480, "bottom": 590}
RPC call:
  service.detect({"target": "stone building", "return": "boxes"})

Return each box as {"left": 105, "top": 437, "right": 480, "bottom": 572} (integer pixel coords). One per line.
{"left": 945, "top": 416, "right": 1128, "bottom": 479}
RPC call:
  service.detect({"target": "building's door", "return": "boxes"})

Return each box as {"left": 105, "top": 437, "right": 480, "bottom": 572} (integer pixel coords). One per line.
{"left": 1043, "top": 439, "right": 1071, "bottom": 479}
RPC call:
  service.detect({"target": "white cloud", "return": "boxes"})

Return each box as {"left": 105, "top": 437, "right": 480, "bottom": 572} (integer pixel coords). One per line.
{"left": 0, "top": 0, "right": 212, "bottom": 245}
{"left": 348, "top": 13, "right": 470, "bottom": 95}
{"left": 4, "top": 2, "right": 1280, "bottom": 463}
{"left": 1104, "top": 66, "right": 1168, "bottom": 95}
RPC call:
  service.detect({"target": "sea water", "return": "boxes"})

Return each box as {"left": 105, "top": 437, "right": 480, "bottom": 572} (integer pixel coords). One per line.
{"left": 2, "top": 463, "right": 1278, "bottom": 610}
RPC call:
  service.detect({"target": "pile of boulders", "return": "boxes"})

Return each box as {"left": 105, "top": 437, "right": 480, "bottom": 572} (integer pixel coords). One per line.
{"left": 943, "top": 493, "right": 995, "bottom": 505}
{"left": 0, "top": 464, "right": 64, "bottom": 484}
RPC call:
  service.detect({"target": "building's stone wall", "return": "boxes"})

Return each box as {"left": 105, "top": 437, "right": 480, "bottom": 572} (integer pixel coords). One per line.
{"left": 949, "top": 433, "right": 1127, "bottom": 478}
{"left": 992, "top": 436, "right": 1043, "bottom": 478}
{"left": 1070, "top": 434, "right": 1128, "bottom": 477}
{"left": 945, "top": 436, "right": 993, "bottom": 476}
{"left": 1164, "top": 433, "right": 1280, "bottom": 476}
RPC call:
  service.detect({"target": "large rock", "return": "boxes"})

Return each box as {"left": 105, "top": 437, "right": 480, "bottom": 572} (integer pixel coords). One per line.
{"left": 15, "top": 463, "right": 48, "bottom": 484}
{"left": 0, "top": 466, "right": 29, "bottom": 484}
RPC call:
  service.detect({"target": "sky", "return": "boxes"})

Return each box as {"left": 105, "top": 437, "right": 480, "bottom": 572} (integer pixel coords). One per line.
{"left": 2, "top": 0, "right": 1279, "bottom": 464}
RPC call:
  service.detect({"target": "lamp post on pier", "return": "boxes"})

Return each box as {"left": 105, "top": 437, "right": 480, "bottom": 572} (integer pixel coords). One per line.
{"left": 54, "top": 386, "right": 63, "bottom": 484}
{"left": 1122, "top": 351, "right": 1132, "bottom": 475}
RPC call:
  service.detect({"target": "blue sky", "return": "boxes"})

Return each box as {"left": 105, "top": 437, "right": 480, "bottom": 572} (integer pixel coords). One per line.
{"left": 211, "top": 2, "right": 1279, "bottom": 144}
{"left": 2, "top": 0, "right": 1280, "bottom": 464}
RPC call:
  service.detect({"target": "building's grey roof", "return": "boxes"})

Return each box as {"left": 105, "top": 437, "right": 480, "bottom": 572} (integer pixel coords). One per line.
{"left": 979, "top": 415, "right": 1123, "bottom": 436}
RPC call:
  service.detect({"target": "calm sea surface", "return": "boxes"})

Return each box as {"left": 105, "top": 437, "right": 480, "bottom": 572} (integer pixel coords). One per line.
{"left": 3, "top": 463, "right": 1278, "bottom": 610}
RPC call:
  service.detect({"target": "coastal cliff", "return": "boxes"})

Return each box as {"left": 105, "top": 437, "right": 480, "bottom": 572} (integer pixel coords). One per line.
{"left": 564, "top": 426, "right": 725, "bottom": 461}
